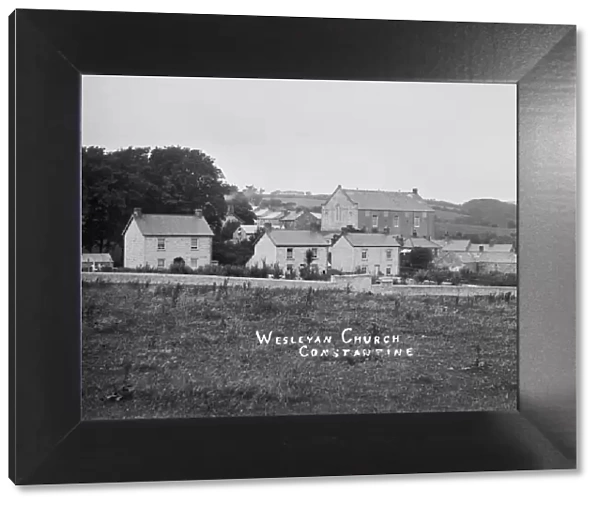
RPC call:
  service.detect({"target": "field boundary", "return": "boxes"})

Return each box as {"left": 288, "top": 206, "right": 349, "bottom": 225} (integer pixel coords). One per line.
{"left": 82, "top": 271, "right": 373, "bottom": 292}
{"left": 373, "top": 284, "right": 517, "bottom": 297}
{"left": 82, "top": 272, "right": 516, "bottom": 296}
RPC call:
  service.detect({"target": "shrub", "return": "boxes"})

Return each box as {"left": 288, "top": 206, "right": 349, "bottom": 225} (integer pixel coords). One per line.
{"left": 169, "top": 258, "right": 192, "bottom": 274}
{"left": 428, "top": 267, "right": 451, "bottom": 285}
{"left": 272, "top": 263, "right": 284, "bottom": 279}
{"left": 408, "top": 247, "right": 433, "bottom": 269}
{"left": 413, "top": 270, "right": 429, "bottom": 284}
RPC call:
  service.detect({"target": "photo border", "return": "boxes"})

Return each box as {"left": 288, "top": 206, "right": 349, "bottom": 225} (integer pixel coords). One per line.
{"left": 9, "top": 9, "right": 577, "bottom": 484}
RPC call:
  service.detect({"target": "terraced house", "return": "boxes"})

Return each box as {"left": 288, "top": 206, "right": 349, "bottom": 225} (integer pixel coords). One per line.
{"left": 123, "top": 208, "right": 214, "bottom": 269}
{"left": 330, "top": 233, "right": 401, "bottom": 276}
{"left": 246, "top": 230, "right": 329, "bottom": 274}
{"left": 321, "top": 185, "right": 435, "bottom": 237}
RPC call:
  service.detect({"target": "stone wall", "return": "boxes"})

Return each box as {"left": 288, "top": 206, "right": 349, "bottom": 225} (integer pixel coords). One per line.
{"left": 82, "top": 272, "right": 515, "bottom": 297}
{"left": 373, "top": 284, "right": 517, "bottom": 297}
{"left": 82, "top": 272, "right": 373, "bottom": 292}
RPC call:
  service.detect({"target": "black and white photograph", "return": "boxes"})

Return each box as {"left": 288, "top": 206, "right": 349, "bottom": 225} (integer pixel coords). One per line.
{"left": 81, "top": 76, "right": 518, "bottom": 419}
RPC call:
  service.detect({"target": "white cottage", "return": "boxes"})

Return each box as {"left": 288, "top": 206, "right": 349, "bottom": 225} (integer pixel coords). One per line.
{"left": 122, "top": 208, "right": 213, "bottom": 270}
{"left": 246, "top": 230, "right": 330, "bottom": 274}
{"left": 331, "top": 233, "right": 401, "bottom": 276}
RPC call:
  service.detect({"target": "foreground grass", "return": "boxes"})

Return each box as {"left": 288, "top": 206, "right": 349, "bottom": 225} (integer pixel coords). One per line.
{"left": 82, "top": 281, "right": 517, "bottom": 419}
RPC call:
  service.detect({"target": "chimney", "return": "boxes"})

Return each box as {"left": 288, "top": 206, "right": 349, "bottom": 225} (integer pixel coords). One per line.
{"left": 412, "top": 188, "right": 418, "bottom": 195}
{"left": 133, "top": 207, "right": 142, "bottom": 217}
{"left": 194, "top": 209, "right": 203, "bottom": 218}
{"left": 264, "top": 222, "right": 273, "bottom": 232}
{"left": 479, "top": 245, "right": 484, "bottom": 252}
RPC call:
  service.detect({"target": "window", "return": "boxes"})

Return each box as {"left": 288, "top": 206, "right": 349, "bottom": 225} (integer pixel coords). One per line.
{"left": 393, "top": 215, "right": 399, "bottom": 227}
{"left": 374, "top": 264, "right": 380, "bottom": 275}
{"left": 335, "top": 204, "right": 341, "bottom": 221}
{"left": 383, "top": 211, "right": 389, "bottom": 218}
{"left": 386, "top": 249, "right": 392, "bottom": 260}
{"left": 311, "top": 248, "right": 318, "bottom": 259}
{"left": 191, "top": 238, "right": 198, "bottom": 250}
{"left": 190, "top": 258, "right": 198, "bottom": 268}
{"left": 286, "top": 264, "right": 294, "bottom": 272}
{"left": 360, "top": 265, "right": 367, "bottom": 274}
{"left": 157, "top": 237, "right": 165, "bottom": 250}
{"left": 286, "top": 248, "right": 293, "bottom": 260}
{"left": 157, "top": 259, "right": 165, "bottom": 268}
{"left": 361, "top": 249, "right": 368, "bottom": 260}
{"left": 414, "top": 216, "right": 421, "bottom": 228}
{"left": 372, "top": 214, "right": 378, "bottom": 228}
{"left": 386, "top": 266, "right": 392, "bottom": 275}
{"left": 422, "top": 212, "right": 428, "bottom": 219}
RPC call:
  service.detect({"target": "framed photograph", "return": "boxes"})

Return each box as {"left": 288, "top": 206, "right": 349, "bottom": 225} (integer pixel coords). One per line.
{"left": 9, "top": 9, "right": 576, "bottom": 485}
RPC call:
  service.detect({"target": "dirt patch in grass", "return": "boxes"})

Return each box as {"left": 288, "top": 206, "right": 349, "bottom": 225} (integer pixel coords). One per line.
{"left": 82, "top": 281, "right": 517, "bottom": 419}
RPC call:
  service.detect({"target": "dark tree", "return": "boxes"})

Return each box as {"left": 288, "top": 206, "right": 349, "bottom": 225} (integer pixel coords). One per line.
{"left": 228, "top": 191, "right": 256, "bottom": 224}
{"left": 221, "top": 221, "right": 240, "bottom": 241}
{"left": 408, "top": 247, "right": 433, "bottom": 269}
{"left": 82, "top": 145, "right": 232, "bottom": 255}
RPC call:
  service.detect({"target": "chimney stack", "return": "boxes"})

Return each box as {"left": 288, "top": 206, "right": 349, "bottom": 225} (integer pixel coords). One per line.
{"left": 194, "top": 209, "right": 203, "bottom": 218}
{"left": 264, "top": 222, "right": 273, "bottom": 232}
{"left": 412, "top": 188, "right": 418, "bottom": 195}
{"left": 133, "top": 207, "right": 142, "bottom": 217}
{"left": 479, "top": 245, "right": 485, "bottom": 252}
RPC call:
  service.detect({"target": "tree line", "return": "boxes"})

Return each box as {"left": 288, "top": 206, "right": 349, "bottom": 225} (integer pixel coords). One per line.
{"left": 82, "top": 146, "right": 255, "bottom": 264}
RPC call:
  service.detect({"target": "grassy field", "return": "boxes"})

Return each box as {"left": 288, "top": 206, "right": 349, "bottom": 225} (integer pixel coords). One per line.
{"left": 82, "top": 281, "right": 517, "bottom": 419}
{"left": 434, "top": 221, "right": 516, "bottom": 238}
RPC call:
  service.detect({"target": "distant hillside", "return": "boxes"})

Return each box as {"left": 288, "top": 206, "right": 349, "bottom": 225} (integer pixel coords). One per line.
{"left": 427, "top": 198, "right": 517, "bottom": 229}
{"left": 258, "top": 193, "right": 328, "bottom": 210}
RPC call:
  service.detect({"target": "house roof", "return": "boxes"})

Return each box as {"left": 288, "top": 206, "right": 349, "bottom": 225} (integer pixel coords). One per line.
{"left": 436, "top": 251, "right": 477, "bottom": 265}
{"left": 128, "top": 214, "right": 214, "bottom": 236}
{"left": 341, "top": 188, "right": 434, "bottom": 212}
{"left": 476, "top": 252, "right": 517, "bottom": 264}
{"left": 469, "top": 243, "right": 514, "bottom": 253}
{"left": 343, "top": 233, "right": 401, "bottom": 248}
{"left": 254, "top": 208, "right": 271, "bottom": 218}
{"left": 268, "top": 230, "right": 329, "bottom": 247}
{"left": 239, "top": 224, "right": 259, "bottom": 234}
{"left": 82, "top": 253, "right": 113, "bottom": 263}
{"left": 402, "top": 237, "right": 442, "bottom": 249}
{"left": 260, "top": 211, "right": 286, "bottom": 220}
{"left": 311, "top": 212, "right": 322, "bottom": 220}
{"left": 280, "top": 210, "right": 304, "bottom": 221}
{"left": 438, "top": 239, "right": 471, "bottom": 252}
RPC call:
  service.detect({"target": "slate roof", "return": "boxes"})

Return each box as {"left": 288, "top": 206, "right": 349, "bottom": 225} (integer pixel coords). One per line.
{"left": 254, "top": 208, "right": 271, "bottom": 218}
{"left": 280, "top": 210, "right": 304, "bottom": 221}
{"left": 402, "top": 237, "right": 443, "bottom": 249}
{"left": 82, "top": 253, "right": 113, "bottom": 263}
{"left": 128, "top": 214, "right": 214, "bottom": 236}
{"left": 268, "top": 230, "right": 329, "bottom": 247}
{"left": 437, "top": 239, "right": 471, "bottom": 252}
{"left": 343, "top": 233, "right": 401, "bottom": 248}
{"left": 469, "top": 243, "right": 514, "bottom": 253}
{"left": 341, "top": 188, "right": 434, "bottom": 212}
{"left": 239, "top": 224, "right": 259, "bottom": 234}
{"left": 476, "top": 252, "right": 517, "bottom": 264}
{"left": 435, "top": 251, "right": 477, "bottom": 266}
{"left": 260, "top": 211, "right": 286, "bottom": 220}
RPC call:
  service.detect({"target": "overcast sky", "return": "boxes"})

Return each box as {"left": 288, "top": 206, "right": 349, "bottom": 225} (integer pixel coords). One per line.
{"left": 83, "top": 76, "right": 516, "bottom": 204}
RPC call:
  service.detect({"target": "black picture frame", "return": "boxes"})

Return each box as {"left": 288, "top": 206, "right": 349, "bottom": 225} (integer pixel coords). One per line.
{"left": 9, "top": 9, "right": 577, "bottom": 485}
